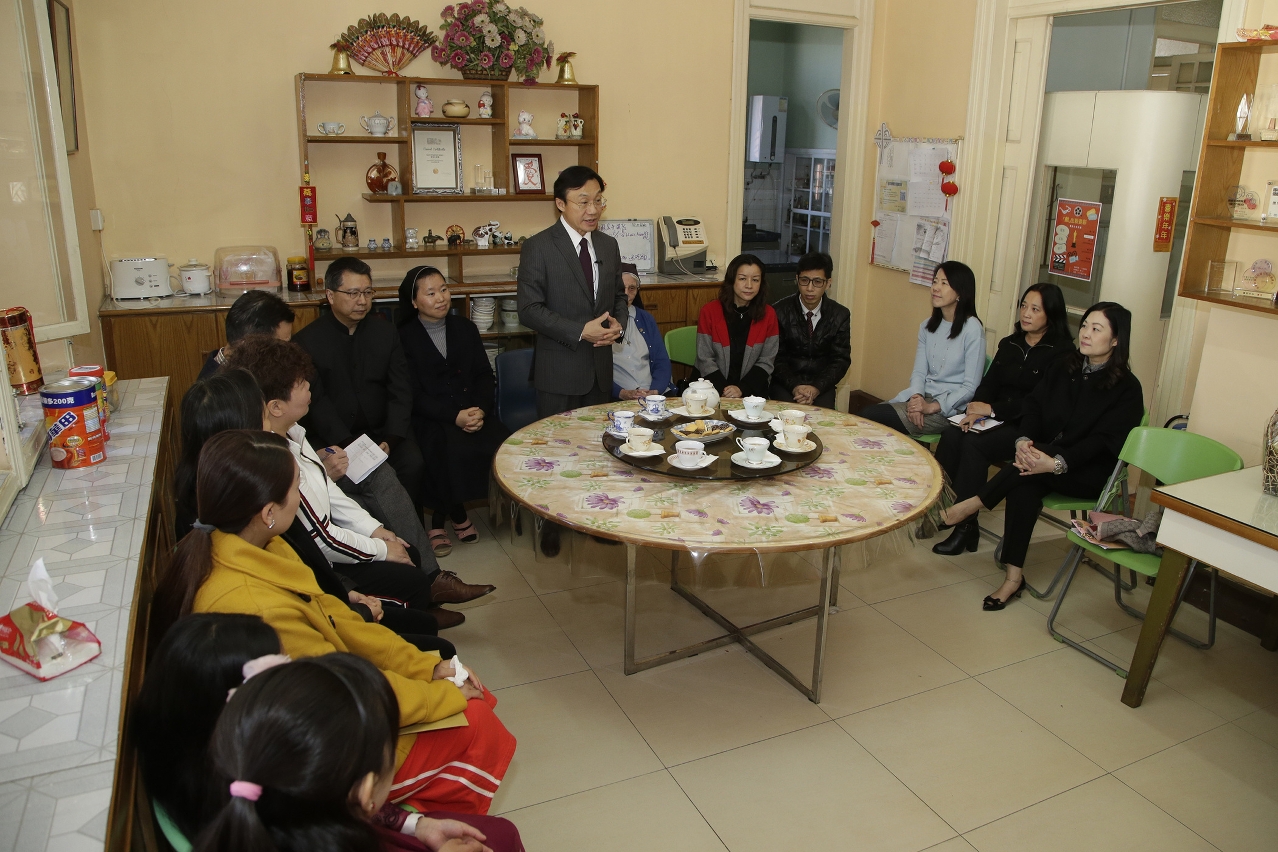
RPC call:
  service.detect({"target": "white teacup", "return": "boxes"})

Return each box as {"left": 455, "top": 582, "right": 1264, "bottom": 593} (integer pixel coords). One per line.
{"left": 780, "top": 409, "right": 807, "bottom": 426}
{"left": 610, "top": 410, "right": 635, "bottom": 434}
{"left": 685, "top": 391, "right": 709, "bottom": 416}
{"left": 736, "top": 435, "right": 770, "bottom": 464}
{"left": 743, "top": 396, "right": 766, "bottom": 420}
{"left": 674, "top": 439, "right": 707, "bottom": 468}
{"left": 642, "top": 395, "right": 668, "bottom": 417}
{"left": 782, "top": 423, "right": 810, "bottom": 449}
{"left": 626, "top": 426, "right": 654, "bottom": 452}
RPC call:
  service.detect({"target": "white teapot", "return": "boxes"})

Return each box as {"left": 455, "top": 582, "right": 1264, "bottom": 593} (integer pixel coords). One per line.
{"left": 683, "top": 378, "right": 720, "bottom": 413}
{"left": 360, "top": 111, "right": 395, "bottom": 136}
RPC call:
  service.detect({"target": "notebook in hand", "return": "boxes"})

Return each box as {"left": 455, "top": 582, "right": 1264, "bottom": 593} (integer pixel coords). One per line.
{"left": 946, "top": 414, "right": 1003, "bottom": 432}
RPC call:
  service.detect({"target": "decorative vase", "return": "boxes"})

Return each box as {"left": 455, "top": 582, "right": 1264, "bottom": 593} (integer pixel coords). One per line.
{"left": 555, "top": 59, "right": 577, "bottom": 84}
{"left": 461, "top": 66, "right": 514, "bottom": 81}
{"left": 365, "top": 152, "right": 398, "bottom": 193}
{"left": 1264, "top": 407, "right": 1278, "bottom": 496}
{"left": 330, "top": 48, "right": 354, "bottom": 75}
{"left": 442, "top": 100, "right": 470, "bottom": 118}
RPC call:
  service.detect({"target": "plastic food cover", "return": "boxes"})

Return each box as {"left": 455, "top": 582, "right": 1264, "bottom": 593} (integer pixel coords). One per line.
{"left": 214, "top": 245, "right": 282, "bottom": 290}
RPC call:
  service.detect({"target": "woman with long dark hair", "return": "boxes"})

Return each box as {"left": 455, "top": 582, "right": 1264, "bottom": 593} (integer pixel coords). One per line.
{"left": 194, "top": 653, "right": 523, "bottom": 852}
{"left": 133, "top": 613, "right": 283, "bottom": 843}
{"left": 152, "top": 430, "right": 516, "bottom": 814}
{"left": 931, "top": 283, "right": 1074, "bottom": 555}
{"left": 693, "top": 253, "right": 780, "bottom": 399}
{"left": 396, "top": 266, "right": 509, "bottom": 555}
{"left": 860, "top": 261, "right": 985, "bottom": 436}
{"left": 940, "top": 302, "right": 1143, "bottom": 610}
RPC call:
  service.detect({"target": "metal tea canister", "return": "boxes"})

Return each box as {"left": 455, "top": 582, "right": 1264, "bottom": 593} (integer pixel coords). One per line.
{"left": 68, "top": 365, "right": 109, "bottom": 441}
{"left": 41, "top": 379, "right": 106, "bottom": 469}
{"left": 0, "top": 308, "right": 43, "bottom": 394}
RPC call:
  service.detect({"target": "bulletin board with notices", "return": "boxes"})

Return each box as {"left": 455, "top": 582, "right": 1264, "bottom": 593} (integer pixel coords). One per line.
{"left": 870, "top": 135, "right": 961, "bottom": 286}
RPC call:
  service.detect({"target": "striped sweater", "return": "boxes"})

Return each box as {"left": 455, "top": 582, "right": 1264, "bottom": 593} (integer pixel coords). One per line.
{"left": 285, "top": 423, "right": 388, "bottom": 564}
{"left": 694, "top": 299, "right": 780, "bottom": 393}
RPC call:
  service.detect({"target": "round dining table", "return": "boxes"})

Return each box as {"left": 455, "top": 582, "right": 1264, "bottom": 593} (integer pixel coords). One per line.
{"left": 492, "top": 398, "right": 942, "bottom": 702}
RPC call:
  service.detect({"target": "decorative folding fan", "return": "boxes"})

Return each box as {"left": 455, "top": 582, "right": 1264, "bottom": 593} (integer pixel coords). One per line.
{"left": 332, "top": 14, "right": 438, "bottom": 77}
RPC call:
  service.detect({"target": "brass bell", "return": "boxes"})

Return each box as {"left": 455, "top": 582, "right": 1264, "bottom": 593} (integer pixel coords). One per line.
{"left": 330, "top": 48, "right": 354, "bottom": 75}
{"left": 555, "top": 59, "right": 577, "bottom": 85}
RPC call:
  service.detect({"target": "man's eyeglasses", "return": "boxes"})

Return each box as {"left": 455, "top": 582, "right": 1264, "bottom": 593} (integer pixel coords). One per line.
{"left": 333, "top": 288, "right": 376, "bottom": 300}
{"left": 796, "top": 276, "right": 828, "bottom": 288}
{"left": 565, "top": 197, "right": 607, "bottom": 211}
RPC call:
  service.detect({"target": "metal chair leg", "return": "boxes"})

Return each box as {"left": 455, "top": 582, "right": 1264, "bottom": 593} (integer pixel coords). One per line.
{"left": 1026, "top": 545, "right": 1081, "bottom": 600}
{"left": 1047, "top": 547, "right": 1128, "bottom": 677}
{"left": 1112, "top": 559, "right": 1216, "bottom": 650}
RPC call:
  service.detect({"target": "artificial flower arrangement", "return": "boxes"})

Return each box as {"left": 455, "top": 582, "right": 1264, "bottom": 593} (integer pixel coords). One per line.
{"left": 431, "top": 1, "right": 553, "bottom": 81}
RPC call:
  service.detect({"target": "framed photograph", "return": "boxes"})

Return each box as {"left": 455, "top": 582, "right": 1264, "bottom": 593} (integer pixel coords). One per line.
{"left": 47, "top": 0, "right": 77, "bottom": 153}
{"left": 511, "top": 153, "right": 545, "bottom": 195}
{"left": 411, "top": 123, "right": 463, "bottom": 194}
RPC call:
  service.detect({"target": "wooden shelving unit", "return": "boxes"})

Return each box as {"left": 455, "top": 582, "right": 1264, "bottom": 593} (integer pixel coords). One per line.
{"left": 295, "top": 71, "right": 599, "bottom": 290}
{"left": 1180, "top": 41, "right": 1278, "bottom": 317}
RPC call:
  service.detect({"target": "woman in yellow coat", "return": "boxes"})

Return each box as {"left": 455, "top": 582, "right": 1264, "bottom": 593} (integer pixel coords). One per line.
{"left": 152, "top": 429, "right": 515, "bottom": 815}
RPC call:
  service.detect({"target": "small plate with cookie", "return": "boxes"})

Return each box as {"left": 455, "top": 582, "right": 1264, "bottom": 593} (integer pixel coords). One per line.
{"left": 670, "top": 419, "right": 736, "bottom": 443}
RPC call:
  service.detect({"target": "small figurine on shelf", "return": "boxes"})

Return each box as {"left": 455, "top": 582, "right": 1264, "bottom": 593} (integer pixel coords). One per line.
{"left": 514, "top": 110, "right": 536, "bottom": 139}
{"left": 367, "top": 238, "right": 378, "bottom": 251}
{"left": 414, "top": 84, "right": 434, "bottom": 118}
{"left": 473, "top": 224, "right": 491, "bottom": 250}
{"left": 570, "top": 113, "right": 584, "bottom": 139}
{"left": 556, "top": 112, "right": 572, "bottom": 139}
{"left": 424, "top": 229, "right": 444, "bottom": 248}
{"left": 504, "top": 230, "right": 514, "bottom": 245}
{"left": 313, "top": 228, "right": 333, "bottom": 250}
{"left": 405, "top": 228, "right": 420, "bottom": 250}
{"left": 477, "top": 90, "right": 493, "bottom": 119}
{"left": 446, "top": 224, "right": 465, "bottom": 247}
{"left": 381, "top": 238, "right": 393, "bottom": 251}
{"left": 337, "top": 213, "right": 359, "bottom": 250}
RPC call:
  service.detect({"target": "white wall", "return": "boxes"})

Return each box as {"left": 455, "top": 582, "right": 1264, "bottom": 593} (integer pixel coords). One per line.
{"left": 1037, "top": 90, "right": 1207, "bottom": 399}
{"left": 1189, "top": 307, "right": 1278, "bottom": 467}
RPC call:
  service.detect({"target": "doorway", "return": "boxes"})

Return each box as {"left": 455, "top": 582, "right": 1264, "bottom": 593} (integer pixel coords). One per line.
{"left": 743, "top": 20, "right": 842, "bottom": 303}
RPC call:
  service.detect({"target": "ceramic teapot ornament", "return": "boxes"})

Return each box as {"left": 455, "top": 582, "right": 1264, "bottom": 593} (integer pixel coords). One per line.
{"left": 556, "top": 113, "right": 572, "bottom": 139}
{"left": 682, "top": 378, "right": 720, "bottom": 413}
{"left": 360, "top": 111, "right": 394, "bottom": 136}
{"left": 570, "top": 113, "right": 584, "bottom": 139}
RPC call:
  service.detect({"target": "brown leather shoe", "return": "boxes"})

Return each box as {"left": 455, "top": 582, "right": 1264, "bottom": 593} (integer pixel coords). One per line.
{"left": 430, "top": 570, "right": 496, "bottom": 604}
{"left": 428, "top": 607, "right": 465, "bottom": 630}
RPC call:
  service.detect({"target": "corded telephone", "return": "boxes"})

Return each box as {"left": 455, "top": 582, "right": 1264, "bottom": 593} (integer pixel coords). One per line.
{"left": 662, "top": 216, "right": 706, "bottom": 248}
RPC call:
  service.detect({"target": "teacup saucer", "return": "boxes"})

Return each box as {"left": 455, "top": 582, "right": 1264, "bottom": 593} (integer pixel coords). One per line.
{"left": 730, "top": 450, "right": 781, "bottom": 469}
{"left": 619, "top": 444, "right": 665, "bottom": 458}
{"left": 604, "top": 426, "right": 630, "bottom": 439}
{"left": 727, "top": 408, "right": 774, "bottom": 424}
{"left": 773, "top": 437, "right": 817, "bottom": 454}
{"left": 666, "top": 452, "right": 717, "bottom": 470}
{"left": 669, "top": 405, "right": 715, "bottom": 418}
{"left": 637, "top": 410, "right": 675, "bottom": 422}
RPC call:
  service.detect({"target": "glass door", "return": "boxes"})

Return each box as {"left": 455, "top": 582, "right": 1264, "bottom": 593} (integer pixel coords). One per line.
{"left": 1030, "top": 166, "right": 1116, "bottom": 311}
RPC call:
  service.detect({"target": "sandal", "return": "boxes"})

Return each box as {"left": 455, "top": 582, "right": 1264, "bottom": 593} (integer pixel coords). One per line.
{"left": 428, "top": 528, "right": 453, "bottom": 557}
{"left": 453, "top": 517, "right": 479, "bottom": 543}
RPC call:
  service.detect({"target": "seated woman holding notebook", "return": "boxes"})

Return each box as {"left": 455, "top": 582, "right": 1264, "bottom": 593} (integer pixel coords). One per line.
{"left": 932, "top": 283, "right": 1073, "bottom": 555}
{"left": 937, "top": 302, "right": 1143, "bottom": 611}
{"left": 858, "top": 261, "right": 984, "bottom": 436}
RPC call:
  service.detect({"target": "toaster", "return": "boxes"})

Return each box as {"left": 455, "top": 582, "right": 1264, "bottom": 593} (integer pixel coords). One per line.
{"left": 109, "top": 257, "right": 175, "bottom": 299}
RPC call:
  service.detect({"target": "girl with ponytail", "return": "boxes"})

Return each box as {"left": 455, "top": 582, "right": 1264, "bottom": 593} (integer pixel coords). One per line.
{"left": 194, "top": 653, "right": 523, "bottom": 852}
{"left": 152, "top": 430, "right": 516, "bottom": 816}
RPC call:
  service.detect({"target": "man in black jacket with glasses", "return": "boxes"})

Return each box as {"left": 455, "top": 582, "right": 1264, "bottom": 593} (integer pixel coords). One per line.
{"left": 770, "top": 252, "right": 850, "bottom": 410}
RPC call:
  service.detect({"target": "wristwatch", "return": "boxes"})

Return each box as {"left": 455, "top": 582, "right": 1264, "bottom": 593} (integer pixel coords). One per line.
{"left": 1053, "top": 456, "right": 1065, "bottom": 475}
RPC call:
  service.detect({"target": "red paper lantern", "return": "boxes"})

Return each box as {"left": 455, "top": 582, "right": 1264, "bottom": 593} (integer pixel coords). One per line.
{"left": 941, "top": 180, "right": 958, "bottom": 210}
{"left": 938, "top": 159, "right": 956, "bottom": 176}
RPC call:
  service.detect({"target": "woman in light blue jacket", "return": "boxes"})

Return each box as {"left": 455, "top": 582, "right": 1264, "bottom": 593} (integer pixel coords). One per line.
{"left": 860, "top": 261, "right": 984, "bottom": 436}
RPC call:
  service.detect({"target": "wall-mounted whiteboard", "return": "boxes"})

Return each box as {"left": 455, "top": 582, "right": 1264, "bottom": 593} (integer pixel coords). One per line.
{"left": 598, "top": 219, "right": 656, "bottom": 274}
{"left": 871, "top": 135, "right": 961, "bottom": 286}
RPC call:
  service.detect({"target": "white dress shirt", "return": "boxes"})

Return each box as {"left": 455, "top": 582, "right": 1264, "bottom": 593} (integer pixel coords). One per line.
{"left": 800, "top": 297, "right": 823, "bottom": 331}
{"left": 560, "top": 216, "right": 599, "bottom": 298}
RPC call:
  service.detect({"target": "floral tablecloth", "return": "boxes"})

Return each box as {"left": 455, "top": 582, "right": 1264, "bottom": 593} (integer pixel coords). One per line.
{"left": 493, "top": 401, "right": 942, "bottom": 553}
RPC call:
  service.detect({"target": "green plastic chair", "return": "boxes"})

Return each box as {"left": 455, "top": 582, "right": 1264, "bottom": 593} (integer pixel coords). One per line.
{"left": 664, "top": 325, "right": 697, "bottom": 368}
{"left": 153, "top": 801, "right": 192, "bottom": 852}
{"left": 1043, "top": 427, "right": 1242, "bottom": 676}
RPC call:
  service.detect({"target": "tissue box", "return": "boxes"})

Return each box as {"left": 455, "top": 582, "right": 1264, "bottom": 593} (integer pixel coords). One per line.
{"left": 0, "top": 602, "right": 101, "bottom": 680}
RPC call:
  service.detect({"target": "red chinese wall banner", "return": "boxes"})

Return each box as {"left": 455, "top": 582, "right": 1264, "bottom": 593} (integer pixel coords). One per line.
{"left": 299, "top": 186, "right": 318, "bottom": 225}
{"left": 1152, "top": 196, "right": 1177, "bottom": 253}
{"left": 1049, "top": 198, "right": 1102, "bottom": 281}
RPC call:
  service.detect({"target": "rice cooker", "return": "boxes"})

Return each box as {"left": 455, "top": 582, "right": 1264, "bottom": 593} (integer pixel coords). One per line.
{"left": 110, "top": 257, "right": 176, "bottom": 299}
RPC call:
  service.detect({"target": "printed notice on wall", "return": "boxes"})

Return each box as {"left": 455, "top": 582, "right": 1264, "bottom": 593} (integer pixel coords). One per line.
{"left": 1049, "top": 198, "right": 1102, "bottom": 281}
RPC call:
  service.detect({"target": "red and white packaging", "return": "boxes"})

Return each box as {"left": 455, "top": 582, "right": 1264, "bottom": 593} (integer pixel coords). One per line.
{"left": 0, "top": 559, "right": 100, "bottom": 680}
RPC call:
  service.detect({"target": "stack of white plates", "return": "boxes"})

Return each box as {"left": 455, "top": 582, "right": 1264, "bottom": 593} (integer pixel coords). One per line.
{"left": 471, "top": 297, "right": 495, "bottom": 332}
{"left": 483, "top": 342, "right": 502, "bottom": 369}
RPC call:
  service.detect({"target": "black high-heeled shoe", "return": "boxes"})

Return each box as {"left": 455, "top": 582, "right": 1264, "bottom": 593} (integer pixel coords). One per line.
{"left": 982, "top": 577, "right": 1026, "bottom": 611}
{"left": 932, "top": 519, "right": 978, "bottom": 555}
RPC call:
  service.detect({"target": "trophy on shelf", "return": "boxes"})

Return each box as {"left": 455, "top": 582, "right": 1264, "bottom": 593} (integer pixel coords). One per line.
{"left": 1230, "top": 94, "right": 1252, "bottom": 141}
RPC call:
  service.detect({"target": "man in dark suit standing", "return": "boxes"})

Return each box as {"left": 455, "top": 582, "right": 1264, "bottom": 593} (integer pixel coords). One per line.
{"left": 517, "top": 165, "right": 628, "bottom": 417}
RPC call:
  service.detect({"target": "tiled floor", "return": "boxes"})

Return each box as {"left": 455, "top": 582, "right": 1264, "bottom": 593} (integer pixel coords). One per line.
{"left": 441, "top": 506, "right": 1278, "bottom": 852}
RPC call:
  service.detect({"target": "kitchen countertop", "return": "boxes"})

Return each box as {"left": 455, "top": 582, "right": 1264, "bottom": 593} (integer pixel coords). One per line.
{"left": 0, "top": 377, "right": 168, "bottom": 852}
{"left": 98, "top": 272, "right": 721, "bottom": 316}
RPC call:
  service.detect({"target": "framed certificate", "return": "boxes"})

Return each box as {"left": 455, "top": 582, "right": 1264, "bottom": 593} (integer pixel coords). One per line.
{"left": 411, "top": 124, "right": 463, "bottom": 194}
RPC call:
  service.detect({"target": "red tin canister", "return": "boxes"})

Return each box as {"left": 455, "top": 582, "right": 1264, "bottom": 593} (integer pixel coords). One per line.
{"left": 41, "top": 379, "right": 106, "bottom": 469}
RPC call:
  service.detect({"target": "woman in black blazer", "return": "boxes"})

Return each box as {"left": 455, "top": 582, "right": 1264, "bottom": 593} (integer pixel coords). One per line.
{"left": 932, "top": 283, "right": 1073, "bottom": 555}
{"left": 939, "top": 302, "right": 1143, "bottom": 611}
{"left": 398, "top": 267, "right": 509, "bottom": 555}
